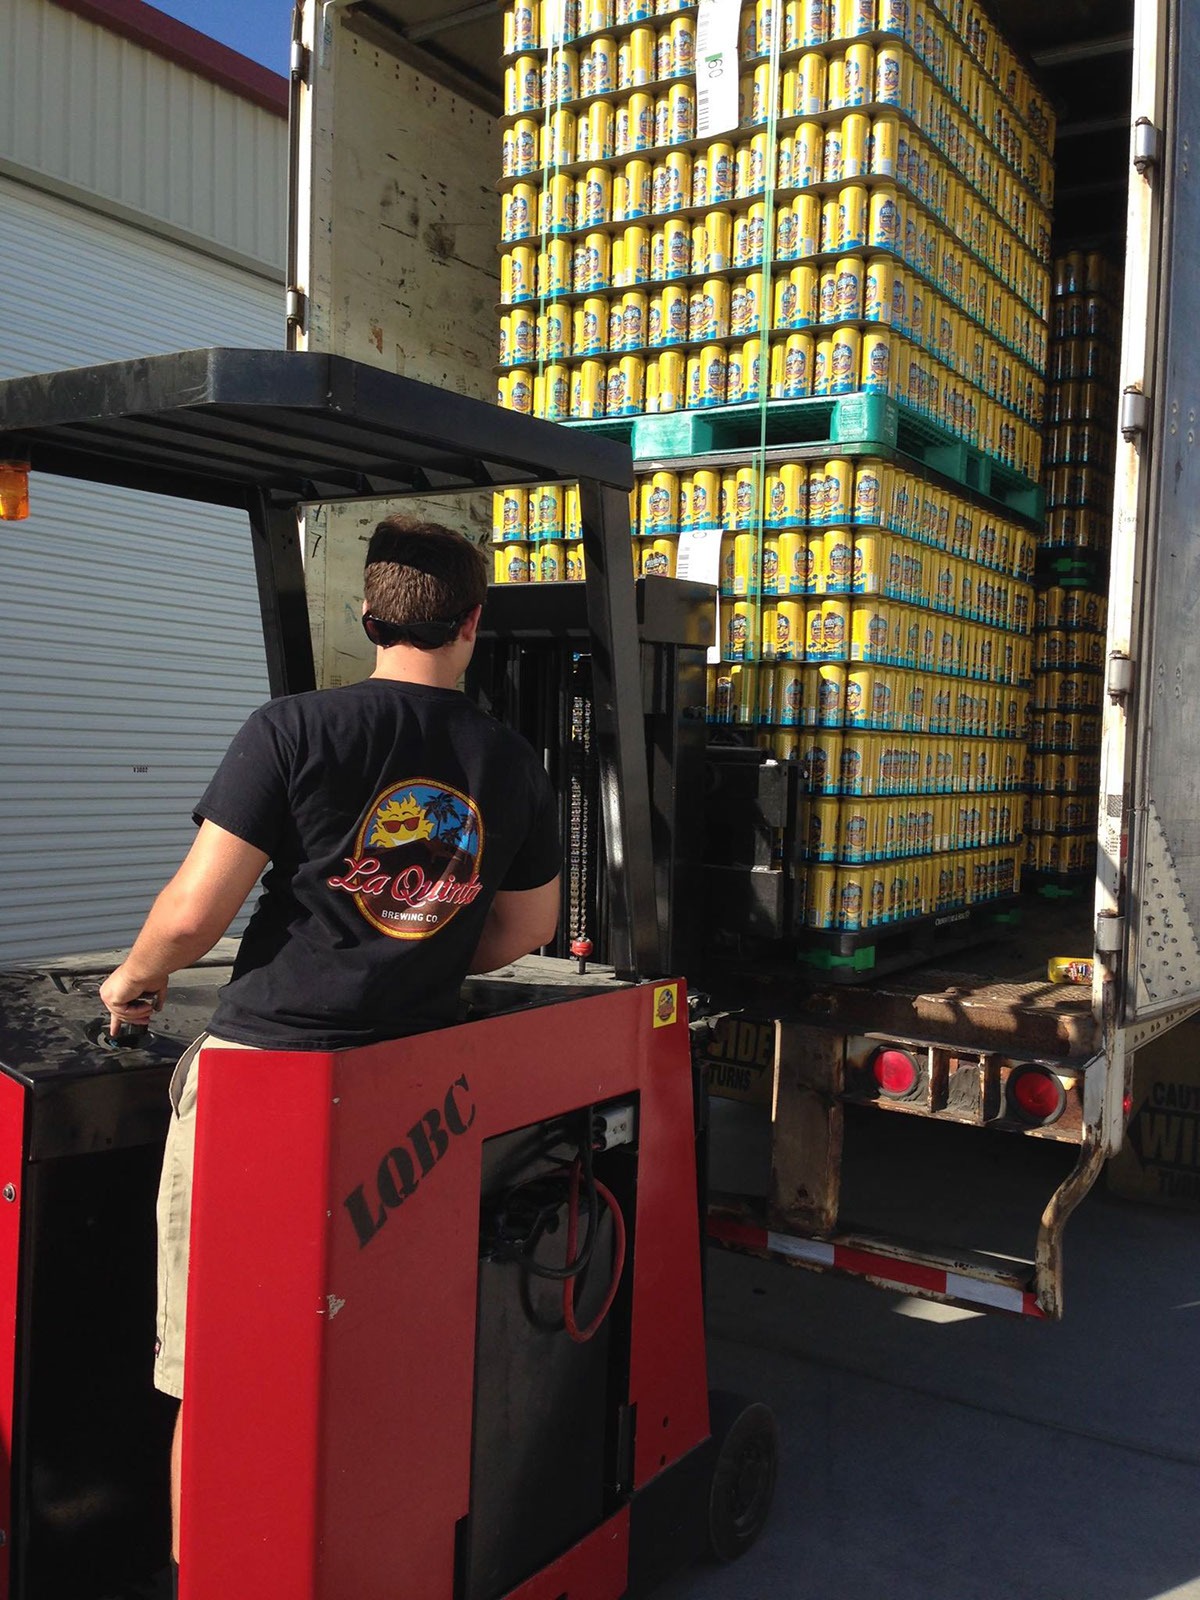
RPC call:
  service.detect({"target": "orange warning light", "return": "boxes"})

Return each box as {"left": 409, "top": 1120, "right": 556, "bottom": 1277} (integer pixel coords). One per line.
{"left": 0, "top": 462, "right": 30, "bottom": 521}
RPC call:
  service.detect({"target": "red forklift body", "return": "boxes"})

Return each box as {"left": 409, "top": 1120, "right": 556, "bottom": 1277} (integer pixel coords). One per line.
{"left": 182, "top": 980, "right": 708, "bottom": 1599}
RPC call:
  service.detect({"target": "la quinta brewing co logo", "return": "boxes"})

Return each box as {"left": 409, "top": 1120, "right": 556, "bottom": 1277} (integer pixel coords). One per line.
{"left": 328, "top": 779, "right": 484, "bottom": 939}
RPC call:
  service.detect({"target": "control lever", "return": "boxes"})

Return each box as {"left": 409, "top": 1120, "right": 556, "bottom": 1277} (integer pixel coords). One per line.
{"left": 97, "top": 993, "right": 159, "bottom": 1051}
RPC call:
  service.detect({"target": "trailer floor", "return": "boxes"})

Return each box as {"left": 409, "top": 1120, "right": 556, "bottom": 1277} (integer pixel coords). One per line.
{"left": 662, "top": 1184, "right": 1200, "bottom": 1599}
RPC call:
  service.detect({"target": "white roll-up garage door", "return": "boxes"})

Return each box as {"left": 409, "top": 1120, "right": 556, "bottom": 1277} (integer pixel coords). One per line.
{"left": 0, "top": 177, "right": 279, "bottom": 961}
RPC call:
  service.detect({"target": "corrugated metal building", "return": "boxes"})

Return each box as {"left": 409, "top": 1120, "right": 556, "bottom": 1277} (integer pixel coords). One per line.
{"left": 0, "top": 0, "right": 288, "bottom": 961}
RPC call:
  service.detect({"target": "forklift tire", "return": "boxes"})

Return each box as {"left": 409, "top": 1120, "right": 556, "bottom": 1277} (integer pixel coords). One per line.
{"left": 705, "top": 1389, "right": 778, "bottom": 1563}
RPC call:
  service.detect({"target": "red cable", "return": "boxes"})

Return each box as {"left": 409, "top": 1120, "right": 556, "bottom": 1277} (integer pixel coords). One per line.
{"left": 563, "top": 1156, "right": 626, "bottom": 1344}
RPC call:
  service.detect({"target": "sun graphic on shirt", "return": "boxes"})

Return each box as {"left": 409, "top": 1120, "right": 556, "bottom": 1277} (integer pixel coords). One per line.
{"left": 366, "top": 793, "right": 435, "bottom": 850}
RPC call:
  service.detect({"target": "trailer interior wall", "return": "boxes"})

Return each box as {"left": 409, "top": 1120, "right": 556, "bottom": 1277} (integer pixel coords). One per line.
{"left": 294, "top": 6, "right": 501, "bottom": 686}
{"left": 295, "top": 7, "right": 499, "bottom": 392}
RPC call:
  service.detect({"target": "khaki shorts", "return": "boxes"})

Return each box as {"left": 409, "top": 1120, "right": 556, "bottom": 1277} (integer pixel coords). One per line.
{"left": 154, "top": 1032, "right": 255, "bottom": 1399}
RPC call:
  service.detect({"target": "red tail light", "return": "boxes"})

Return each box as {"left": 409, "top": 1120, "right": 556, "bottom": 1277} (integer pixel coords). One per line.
{"left": 870, "top": 1047, "right": 920, "bottom": 1099}
{"left": 1007, "top": 1066, "right": 1066, "bottom": 1125}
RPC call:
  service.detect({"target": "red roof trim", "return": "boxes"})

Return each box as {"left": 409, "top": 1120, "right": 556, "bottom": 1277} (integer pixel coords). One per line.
{"left": 49, "top": 0, "right": 289, "bottom": 117}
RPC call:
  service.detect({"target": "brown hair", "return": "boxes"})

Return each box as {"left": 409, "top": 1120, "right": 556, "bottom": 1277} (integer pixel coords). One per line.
{"left": 363, "top": 516, "right": 488, "bottom": 639}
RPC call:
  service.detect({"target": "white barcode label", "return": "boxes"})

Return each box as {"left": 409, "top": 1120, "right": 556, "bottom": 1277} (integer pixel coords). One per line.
{"left": 695, "top": 0, "right": 741, "bottom": 138}
{"left": 676, "top": 527, "right": 724, "bottom": 662}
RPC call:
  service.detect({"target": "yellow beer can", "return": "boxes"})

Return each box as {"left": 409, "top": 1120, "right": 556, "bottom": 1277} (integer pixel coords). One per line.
{"left": 541, "top": 363, "right": 571, "bottom": 421}
{"left": 829, "top": 326, "right": 861, "bottom": 394}
{"left": 864, "top": 256, "right": 894, "bottom": 323}
{"left": 615, "top": 156, "right": 652, "bottom": 219}
{"left": 690, "top": 220, "right": 711, "bottom": 278}
{"left": 774, "top": 599, "right": 806, "bottom": 660}
{"left": 571, "top": 358, "right": 607, "bottom": 418}
{"left": 495, "top": 542, "right": 532, "bottom": 584}
{"left": 504, "top": 368, "right": 534, "bottom": 414}
{"left": 731, "top": 464, "right": 759, "bottom": 530}
{"left": 704, "top": 210, "right": 733, "bottom": 271}
{"left": 780, "top": 67, "right": 801, "bottom": 121}
{"left": 844, "top": 41, "right": 873, "bottom": 106}
{"left": 656, "top": 349, "right": 686, "bottom": 410}
{"left": 532, "top": 482, "right": 566, "bottom": 540}
{"left": 698, "top": 343, "right": 728, "bottom": 406}
{"left": 504, "top": 181, "right": 537, "bottom": 242}
{"left": 760, "top": 532, "right": 781, "bottom": 595}
{"left": 798, "top": 51, "right": 827, "bottom": 116}
{"left": 794, "top": 121, "right": 823, "bottom": 188}
{"left": 543, "top": 106, "right": 576, "bottom": 166}
{"left": 669, "top": 81, "right": 695, "bottom": 142}
{"left": 775, "top": 660, "right": 805, "bottom": 726}
{"left": 640, "top": 469, "right": 680, "bottom": 535}
{"left": 493, "top": 486, "right": 530, "bottom": 543}
{"left": 509, "top": 304, "right": 537, "bottom": 365}
{"left": 533, "top": 541, "right": 566, "bottom": 582}
{"left": 806, "top": 867, "right": 838, "bottom": 928}
{"left": 545, "top": 47, "right": 578, "bottom": 105}
{"left": 640, "top": 536, "right": 677, "bottom": 578}
{"left": 578, "top": 167, "right": 612, "bottom": 230}
{"left": 841, "top": 111, "right": 870, "bottom": 180}
{"left": 540, "top": 301, "right": 570, "bottom": 359}
{"left": 862, "top": 329, "right": 893, "bottom": 394}
{"left": 666, "top": 149, "right": 692, "bottom": 212}
{"left": 776, "top": 530, "right": 806, "bottom": 595}
{"left": 871, "top": 112, "right": 900, "bottom": 178}
{"left": 543, "top": 238, "right": 570, "bottom": 295}
{"left": 622, "top": 223, "right": 651, "bottom": 283}
{"left": 822, "top": 119, "right": 844, "bottom": 184}
{"left": 622, "top": 24, "right": 655, "bottom": 85}
{"left": 824, "top": 457, "right": 854, "bottom": 524}
{"left": 820, "top": 596, "right": 851, "bottom": 657}
{"left": 616, "top": 92, "right": 651, "bottom": 153}
{"left": 826, "top": 52, "right": 846, "bottom": 111}
{"left": 722, "top": 598, "right": 756, "bottom": 660}
{"left": 663, "top": 217, "right": 690, "bottom": 277}
{"left": 839, "top": 183, "right": 868, "bottom": 250}
{"left": 689, "top": 468, "right": 722, "bottom": 531}
{"left": 575, "top": 297, "right": 607, "bottom": 356}
{"left": 816, "top": 662, "right": 847, "bottom": 726}
{"left": 670, "top": 12, "right": 695, "bottom": 73}
{"left": 590, "top": 33, "right": 618, "bottom": 93}
{"left": 839, "top": 0, "right": 875, "bottom": 35}
{"left": 620, "top": 290, "right": 648, "bottom": 349}
{"left": 565, "top": 542, "right": 586, "bottom": 582}
{"left": 835, "top": 255, "right": 864, "bottom": 321}
{"left": 875, "top": 44, "right": 904, "bottom": 105}
{"left": 708, "top": 142, "right": 736, "bottom": 203}
{"left": 661, "top": 281, "right": 690, "bottom": 343}
{"left": 869, "top": 183, "right": 902, "bottom": 250}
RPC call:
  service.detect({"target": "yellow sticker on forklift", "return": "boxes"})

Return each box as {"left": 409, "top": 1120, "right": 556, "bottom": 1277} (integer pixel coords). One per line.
{"left": 652, "top": 983, "right": 680, "bottom": 1027}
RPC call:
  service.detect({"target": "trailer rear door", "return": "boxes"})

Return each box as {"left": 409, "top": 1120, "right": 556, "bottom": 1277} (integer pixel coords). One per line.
{"left": 1098, "top": 0, "right": 1200, "bottom": 1040}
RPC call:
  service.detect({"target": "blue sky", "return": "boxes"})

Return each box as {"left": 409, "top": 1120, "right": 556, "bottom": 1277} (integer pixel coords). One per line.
{"left": 148, "top": 0, "right": 293, "bottom": 75}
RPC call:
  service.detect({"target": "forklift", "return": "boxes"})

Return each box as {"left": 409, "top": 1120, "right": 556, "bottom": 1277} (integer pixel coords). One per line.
{"left": 0, "top": 348, "right": 776, "bottom": 1599}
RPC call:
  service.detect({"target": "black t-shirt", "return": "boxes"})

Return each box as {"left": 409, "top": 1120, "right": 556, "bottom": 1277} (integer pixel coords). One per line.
{"left": 195, "top": 679, "right": 560, "bottom": 1049}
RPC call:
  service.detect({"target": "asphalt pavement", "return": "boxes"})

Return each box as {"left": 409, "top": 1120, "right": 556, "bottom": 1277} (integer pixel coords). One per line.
{"left": 658, "top": 1183, "right": 1200, "bottom": 1600}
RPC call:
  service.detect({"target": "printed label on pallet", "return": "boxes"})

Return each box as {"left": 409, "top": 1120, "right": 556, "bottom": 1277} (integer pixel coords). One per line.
{"left": 695, "top": 0, "right": 740, "bottom": 138}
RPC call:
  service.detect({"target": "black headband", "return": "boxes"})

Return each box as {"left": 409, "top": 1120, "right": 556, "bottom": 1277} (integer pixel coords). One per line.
{"left": 362, "top": 611, "right": 469, "bottom": 650}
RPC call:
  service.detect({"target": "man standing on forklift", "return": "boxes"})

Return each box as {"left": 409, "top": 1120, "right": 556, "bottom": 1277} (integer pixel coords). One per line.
{"left": 100, "top": 516, "right": 562, "bottom": 1596}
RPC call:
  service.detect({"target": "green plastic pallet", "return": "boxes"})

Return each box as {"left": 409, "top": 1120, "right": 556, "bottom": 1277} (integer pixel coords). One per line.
{"left": 564, "top": 394, "right": 1044, "bottom": 523}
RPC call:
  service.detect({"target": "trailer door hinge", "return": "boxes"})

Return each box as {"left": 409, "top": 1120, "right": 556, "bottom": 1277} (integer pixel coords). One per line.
{"left": 286, "top": 287, "right": 308, "bottom": 332}
{"left": 1133, "top": 117, "right": 1161, "bottom": 176}
{"left": 1107, "top": 652, "right": 1134, "bottom": 701}
{"left": 290, "top": 40, "right": 311, "bottom": 80}
{"left": 1096, "top": 911, "right": 1125, "bottom": 955}
{"left": 1120, "top": 387, "right": 1149, "bottom": 442}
